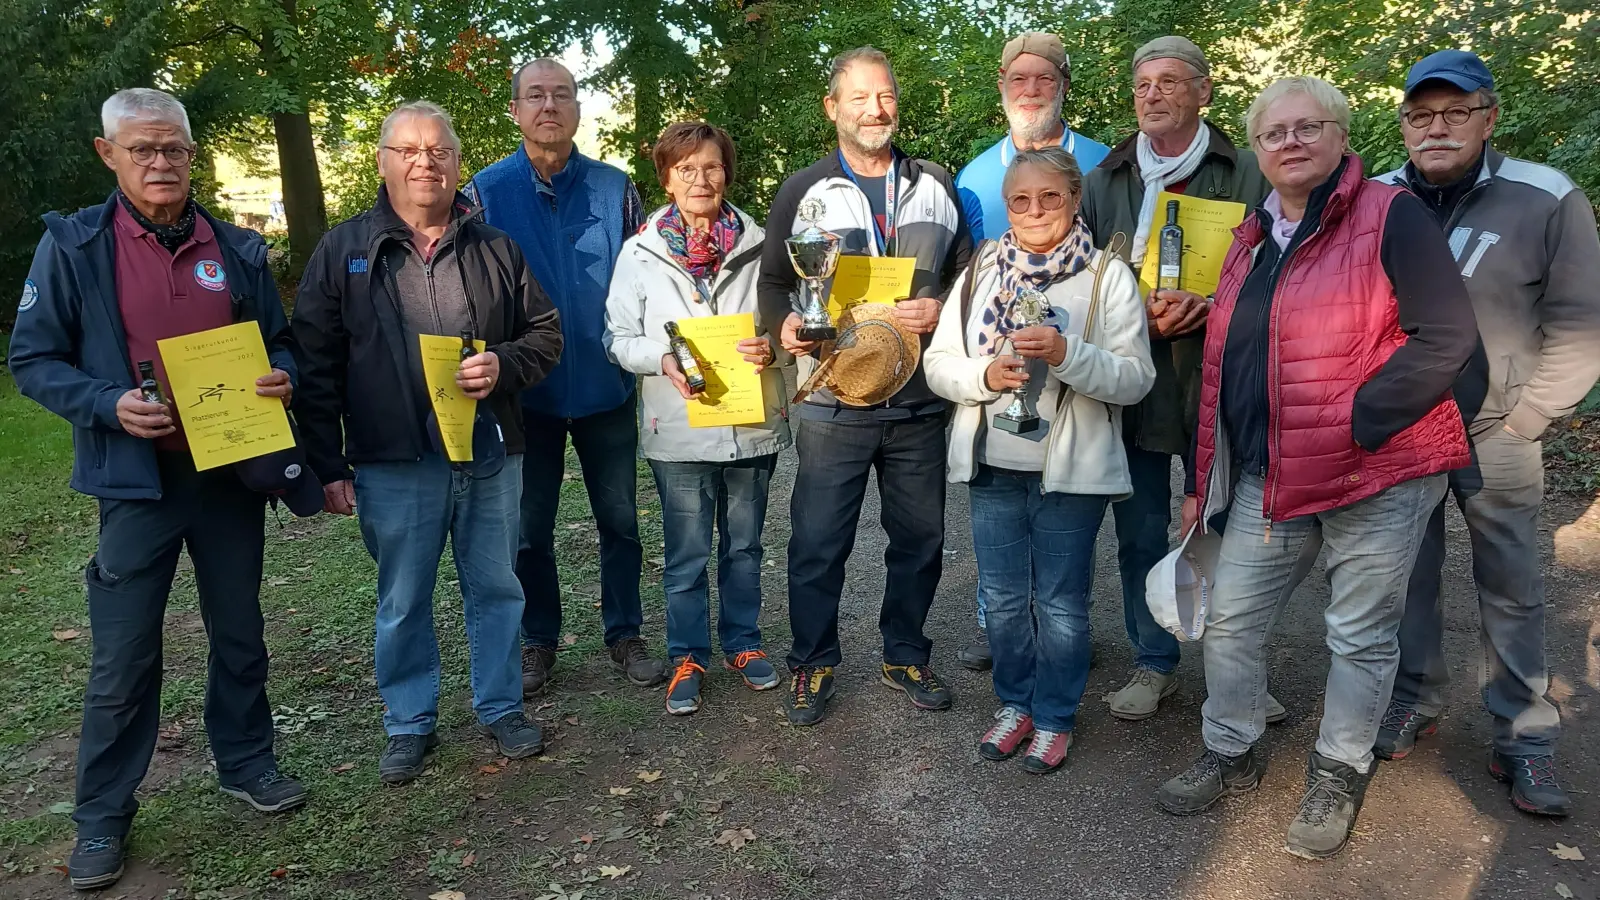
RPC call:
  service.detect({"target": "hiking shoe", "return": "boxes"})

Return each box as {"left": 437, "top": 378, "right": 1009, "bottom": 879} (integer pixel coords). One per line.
{"left": 483, "top": 712, "right": 544, "bottom": 759}
{"left": 1372, "top": 701, "right": 1437, "bottom": 760}
{"left": 521, "top": 644, "right": 557, "bottom": 697}
{"left": 607, "top": 636, "right": 666, "bottom": 687}
{"left": 1157, "top": 746, "right": 1266, "bottom": 815}
{"left": 956, "top": 632, "right": 993, "bottom": 671}
{"left": 666, "top": 658, "right": 706, "bottom": 715}
{"left": 725, "top": 650, "right": 781, "bottom": 691}
{"left": 68, "top": 835, "right": 125, "bottom": 890}
{"left": 788, "top": 666, "right": 836, "bottom": 727}
{"left": 1021, "top": 728, "right": 1073, "bottom": 774}
{"left": 379, "top": 732, "right": 441, "bottom": 784}
{"left": 1266, "top": 693, "right": 1288, "bottom": 725}
{"left": 1490, "top": 751, "right": 1570, "bottom": 817}
{"left": 1109, "top": 668, "right": 1179, "bottom": 720}
{"left": 218, "top": 767, "right": 307, "bottom": 813}
{"left": 881, "top": 664, "right": 953, "bottom": 711}
{"left": 1285, "top": 752, "right": 1374, "bottom": 860}
{"left": 979, "top": 705, "right": 1035, "bottom": 761}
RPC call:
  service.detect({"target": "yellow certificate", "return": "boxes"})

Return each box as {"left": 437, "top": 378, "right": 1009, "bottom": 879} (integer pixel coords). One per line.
{"left": 674, "top": 314, "right": 766, "bottom": 428}
{"left": 157, "top": 321, "right": 295, "bottom": 470}
{"left": 1137, "top": 191, "right": 1248, "bottom": 298}
{"left": 826, "top": 255, "right": 915, "bottom": 319}
{"left": 419, "top": 334, "right": 485, "bottom": 462}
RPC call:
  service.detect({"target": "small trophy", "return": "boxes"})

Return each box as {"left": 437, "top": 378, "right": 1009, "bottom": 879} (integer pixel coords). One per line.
{"left": 785, "top": 198, "right": 842, "bottom": 342}
{"left": 993, "top": 287, "right": 1049, "bottom": 435}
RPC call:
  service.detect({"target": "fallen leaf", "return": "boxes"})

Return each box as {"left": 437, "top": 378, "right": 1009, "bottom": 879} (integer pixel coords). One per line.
{"left": 599, "top": 864, "right": 632, "bottom": 879}
{"left": 742, "top": 715, "right": 758, "bottom": 724}
{"left": 460, "top": 852, "right": 476, "bottom": 868}
{"left": 636, "top": 770, "right": 663, "bottom": 783}
{"left": 562, "top": 634, "right": 579, "bottom": 646}
{"left": 1556, "top": 884, "right": 1573, "bottom": 899}
{"left": 429, "top": 892, "right": 468, "bottom": 900}
{"left": 331, "top": 762, "right": 357, "bottom": 774}
{"left": 51, "top": 629, "right": 81, "bottom": 642}
{"left": 1551, "top": 843, "right": 1585, "bottom": 861}
{"left": 269, "top": 867, "right": 288, "bottom": 878}
{"left": 652, "top": 810, "right": 671, "bottom": 827}
{"left": 8, "top": 567, "right": 22, "bottom": 575}
{"left": 566, "top": 717, "right": 581, "bottom": 726}
{"left": 511, "top": 817, "right": 528, "bottom": 826}
{"left": 479, "top": 764, "right": 502, "bottom": 775}
{"left": 697, "top": 798, "right": 724, "bottom": 813}
{"left": 266, "top": 576, "right": 290, "bottom": 587}
{"left": 609, "top": 786, "right": 633, "bottom": 796}
{"left": 713, "top": 827, "right": 757, "bottom": 851}
{"left": 453, "top": 837, "right": 468, "bottom": 847}
{"left": 48, "top": 801, "right": 74, "bottom": 814}
{"left": 577, "top": 833, "right": 595, "bottom": 845}
{"left": 572, "top": 852, "right": 588, "bottom": 863}
{"left": 794, "top": 765, "right": 810, "bottom": 774}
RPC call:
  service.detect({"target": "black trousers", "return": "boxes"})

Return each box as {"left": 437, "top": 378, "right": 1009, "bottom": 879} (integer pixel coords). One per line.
{"left": 74, "top": 453, "right": 276, "bottom": 838}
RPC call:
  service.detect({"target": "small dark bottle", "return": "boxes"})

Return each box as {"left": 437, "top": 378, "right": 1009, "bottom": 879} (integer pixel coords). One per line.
{"left": 459, "top": 329, "right": 476, "bottom": 362}
{"left": 136, "top": 359, "right": 165, "bottom": 405}
{"left": 1157, "top": 199, "right": 1184, "bottom": 292}
{"left": 664, "top": 321, "right": 706, "bottom": 394}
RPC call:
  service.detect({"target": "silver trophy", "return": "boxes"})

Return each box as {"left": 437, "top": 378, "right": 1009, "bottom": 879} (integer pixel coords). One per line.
{"left": 785, "top": 198, "right": 842, "bottom": 342}
{"left": 994, "top": 287, "right": 1049, "bottom": 434}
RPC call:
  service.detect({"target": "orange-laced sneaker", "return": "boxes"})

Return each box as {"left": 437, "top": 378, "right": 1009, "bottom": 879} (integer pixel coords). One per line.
{"left": 665, "top": 658, "right": 705, "bottom": 716}
{"left": 724, "top": 650, "right": 781, "bottom": 691}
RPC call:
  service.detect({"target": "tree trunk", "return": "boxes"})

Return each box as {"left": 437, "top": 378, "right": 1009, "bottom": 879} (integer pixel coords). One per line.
{"left": 272, "top": 110, "right": 327, "bottom": 281}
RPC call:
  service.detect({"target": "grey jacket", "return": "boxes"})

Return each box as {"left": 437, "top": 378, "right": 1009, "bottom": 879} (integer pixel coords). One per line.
{"left": 1378, "top": 146, "right": 1600, "bottom": 440}
{"left": 1080, "top": 121, "right": 1271, "bottom": 457}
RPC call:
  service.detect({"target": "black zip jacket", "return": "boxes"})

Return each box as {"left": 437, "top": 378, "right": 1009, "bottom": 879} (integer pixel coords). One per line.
{"left": 291, "top": 187, "right": 563, "bottom": 483}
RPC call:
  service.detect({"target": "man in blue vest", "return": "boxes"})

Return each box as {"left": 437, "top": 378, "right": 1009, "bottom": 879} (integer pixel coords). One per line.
{"left": 467, "top": 58, "right": 662, "bottom": 693}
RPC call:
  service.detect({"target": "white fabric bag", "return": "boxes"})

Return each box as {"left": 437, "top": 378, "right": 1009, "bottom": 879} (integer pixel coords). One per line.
{"left": 1145, "top": 524, "right": 1222, "bottom": 641}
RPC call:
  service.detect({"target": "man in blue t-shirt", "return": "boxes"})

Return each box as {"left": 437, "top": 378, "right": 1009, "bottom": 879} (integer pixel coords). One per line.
{"left": 952, "top": 32, "right": 1110, "bottom": 669}
{"left": 956, "top": 32, "right": 1111, "bottom": 245}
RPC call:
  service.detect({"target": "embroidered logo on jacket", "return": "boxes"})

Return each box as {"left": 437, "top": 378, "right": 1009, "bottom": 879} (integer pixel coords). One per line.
{"left": 18, "top": 279, "right": 39, "bottom": 313}
{"left": 194, "top": 260, "right": 228, "bottom": 292}
{"left": 348, "top": 256, "right": 369, "bottom": 274}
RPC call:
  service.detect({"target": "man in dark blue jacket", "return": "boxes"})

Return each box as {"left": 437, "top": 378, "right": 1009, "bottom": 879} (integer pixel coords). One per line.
{"left": 467, "top": 58, "right": 663, "bottom": 693}
{"left": 9, "top": 88, "right": 305, "bottom": 891}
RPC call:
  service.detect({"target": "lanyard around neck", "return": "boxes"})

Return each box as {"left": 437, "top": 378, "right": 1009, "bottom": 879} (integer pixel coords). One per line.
{"left": 838, "top": 149, "right": 897, "bottom": 255}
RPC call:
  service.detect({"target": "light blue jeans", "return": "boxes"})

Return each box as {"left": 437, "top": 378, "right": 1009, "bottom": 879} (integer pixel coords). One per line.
{"left": 355, "top": 453, "right": 526, "bottom": 735}
{"left": 1201, "top": 472, "right": 1446, "bottom": 772}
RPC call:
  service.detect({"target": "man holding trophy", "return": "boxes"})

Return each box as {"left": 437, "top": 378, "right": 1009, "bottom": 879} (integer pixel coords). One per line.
{"left": 757, "top": 46, "right": 972, "bottom": 727}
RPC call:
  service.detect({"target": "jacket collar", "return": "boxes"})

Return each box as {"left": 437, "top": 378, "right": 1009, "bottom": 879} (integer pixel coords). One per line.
{"left": 46, "top": 191, "right": 234, "bottom": 252}
{"left": 368, "top": 185, "right": 481, "bottom": 251}
{"left": 518, "top": 143, "right": 589, "bottom": 189}
{"left": 1394, "top": 142, "right": 1502, "bottom": 192}
{"left": 1099, "top": 120, "right": 1242, "bottom": 172}
{"left": 1238, "top": 153, "right": 1364, "bottom": 245}
{"left": 825, "top": 144, "right": 920, "bottom": 188}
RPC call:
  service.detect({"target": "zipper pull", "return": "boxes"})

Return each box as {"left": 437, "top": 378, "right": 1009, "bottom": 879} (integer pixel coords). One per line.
{"left": 1263, "top": 522, "right": 1272, "bottom": 545}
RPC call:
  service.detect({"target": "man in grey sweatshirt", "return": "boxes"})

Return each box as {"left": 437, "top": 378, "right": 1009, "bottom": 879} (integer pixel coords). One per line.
{"left": 1374, "top": 50, "right": 1600, "bottom": 817}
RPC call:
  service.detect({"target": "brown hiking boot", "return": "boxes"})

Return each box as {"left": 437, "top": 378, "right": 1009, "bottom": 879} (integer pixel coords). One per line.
{"left": 521, "top": 645, "right": 557, "bottom": 697}
{"left": 607, "top": 636, "right": 666, "bottom": 686}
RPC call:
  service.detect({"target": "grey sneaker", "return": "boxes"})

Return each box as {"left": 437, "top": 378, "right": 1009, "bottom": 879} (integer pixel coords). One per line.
{"left": 607, "top": 636, "right": 666, "bottom": 687}
{"left": 379, "top": 732, "right": 440, "bottom": 784}
{"left": 68, "top": 835, "right": 125, "bottom": 890}
{"left": 218, "top": 767, "right": 308, "bottom": 813}
{"left": 483, "top": 712, "right": 544, "bottom": 759}
{"left": 1266, "top": 692, "right": 1288, "bottom": 725}
{"left": 1109, "top": 668, "right": 1179, "bottom": 720}
{"left": 956, "top": 632, "right": 993, "bottom": 671}
{"left": 1284, "top": 752, "right": 1374, "bottom": 860}
{"left": 1157, "top": 746, "right": 1266, "bottom": 815}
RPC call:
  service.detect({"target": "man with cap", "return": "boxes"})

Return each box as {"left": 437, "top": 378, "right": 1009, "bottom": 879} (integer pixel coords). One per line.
{"left": 293, "top": 101, "right": 564, "bottom": 784}
{"left": 1078, "top": 37, "right": 1276, "bottom": 723}
{"left": 951, "top": 31, "right": 1111, "bottom": 671}
{"left": 1373, "top": 50, "right": 1600, "bottom": 817}
{"left": 9, "top": 87, "right": 308, "bottom": 890}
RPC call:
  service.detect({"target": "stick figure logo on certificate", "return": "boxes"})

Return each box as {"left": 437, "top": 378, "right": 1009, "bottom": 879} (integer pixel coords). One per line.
{"left": 189, "top": 382, "right": 247, "bottom": 408}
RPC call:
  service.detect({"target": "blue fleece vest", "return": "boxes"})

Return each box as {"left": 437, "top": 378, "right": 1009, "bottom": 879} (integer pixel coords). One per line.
{"left": 471, "top": 147, "right": 634, "bottom": 419}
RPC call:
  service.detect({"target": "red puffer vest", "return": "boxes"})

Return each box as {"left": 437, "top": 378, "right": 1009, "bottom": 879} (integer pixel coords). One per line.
{"left": 1194, "top": 154, "right": 1469, "bottom": 523}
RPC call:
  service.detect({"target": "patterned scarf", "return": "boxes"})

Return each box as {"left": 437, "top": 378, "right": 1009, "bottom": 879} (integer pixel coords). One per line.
{"left": 657, "top": 202, "right": 742, "bottom": 287}
{"left": 976, "top": 216, "right": 1095, "bottom": 355}
{"left": 118, "top": 190, "right": 196, "bottom": 255}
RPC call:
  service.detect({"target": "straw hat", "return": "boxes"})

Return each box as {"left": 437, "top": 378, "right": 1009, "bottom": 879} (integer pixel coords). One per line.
{"left": 797, "top": 303, "right": 920, "bottom": 407}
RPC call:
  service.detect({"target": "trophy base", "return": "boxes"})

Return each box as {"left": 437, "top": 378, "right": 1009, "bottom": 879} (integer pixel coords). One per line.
{"left": 798, "top": 323, "right": 838, "bottom": 342}
{"left": 993, "top": 415, "right": 1041, "bottom": 435}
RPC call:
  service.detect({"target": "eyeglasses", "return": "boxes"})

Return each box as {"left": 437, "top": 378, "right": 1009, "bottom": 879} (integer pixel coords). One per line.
{"left": 111, "top": 141, "right": 195, "bottom": 168}
{"left": 1133, "top": 75, "right": 1204, "bottom": 98}
{"left": 1005, "top": 73, "right": 1060, "bottom": 92}
{"left": 383, "top": 146, "right": 457, "bottom": 163}
{"left": 671, "top": 163, "right": 726, "bottom": 185}
{"left": 1005, "top": 190, "right": 1072, "bottom": 214}
{"left": 1253, "top": 120, "right": 1340, "bottom": 152}
{"left": 1401, "top": 104, "right": 1492, "bottom": 130}
{"left": 518, "top": 91, "right": 576, "bottom": 108}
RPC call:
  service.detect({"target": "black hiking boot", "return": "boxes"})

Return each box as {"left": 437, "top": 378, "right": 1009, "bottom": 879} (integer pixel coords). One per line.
{"left": 607, "top": 636, "right": 666, "bottom": 687}
{"left": 1490, "top": 751, "right": 1570, "bottom": 817}
{"left": 379, "top": 732, "right": 440, "bottom": 784}
{"left": 68, "top": 835, "right": 126, "bottom": 890}
{"left": 521, "top": 645, "right": 557, "bottom": 697}
{"left": 483, "top": 712, "right": 544, "bottom": 759}
{"left": 219, "top": 767, "right": 308, "bottom": 813}
{"left": 1372, "top": 701, "right": 1437, "bottom": 761}
{"left": 1157, "top": 746, "right": 1266, "bottom": 815}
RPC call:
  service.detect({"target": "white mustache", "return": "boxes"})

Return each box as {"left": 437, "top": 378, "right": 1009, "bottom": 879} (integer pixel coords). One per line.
{"left": 1410, "top": 138, "right": 1466, "bottom": 152}
{"left": 145, "top": 173, "right": 181, "bottom": 184}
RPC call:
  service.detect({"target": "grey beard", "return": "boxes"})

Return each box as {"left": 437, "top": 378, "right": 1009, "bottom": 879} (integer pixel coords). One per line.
{"left": 842, "top": 124, "right": 895, "bottom": 155}
{"left": 1005, "top": 93, "right": 1064, "bottom": 147}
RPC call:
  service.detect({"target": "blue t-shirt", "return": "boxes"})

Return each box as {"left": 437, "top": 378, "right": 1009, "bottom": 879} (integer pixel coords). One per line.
{"left": 955, "top": 125, "right": 1112, "bottom": 243}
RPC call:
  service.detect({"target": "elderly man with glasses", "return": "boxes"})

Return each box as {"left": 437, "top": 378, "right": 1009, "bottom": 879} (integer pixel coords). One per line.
{"left": 466, "top": 58, "right": 664, "bottom": 695}
{"left": 1078, "top": 37, "right": 1277, "bottom": 723}
{"left": 1373, "top": 50, "right": 1600, "bottom": 817}
{"left": 10, "top": 88, "right": 304, "bottom": 890}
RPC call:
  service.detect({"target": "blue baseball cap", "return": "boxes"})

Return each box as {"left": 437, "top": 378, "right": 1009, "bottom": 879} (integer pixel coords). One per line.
{"left": 1405, "top": 50, "right": 1495, "bottom": 96}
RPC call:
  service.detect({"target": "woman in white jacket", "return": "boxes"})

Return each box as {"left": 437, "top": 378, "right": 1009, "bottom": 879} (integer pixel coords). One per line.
{"left": 925, "top": 147, "right": 1155, "bottom": 772}
{"left": 604, "top": 122, "right": 791, "bottom": 715}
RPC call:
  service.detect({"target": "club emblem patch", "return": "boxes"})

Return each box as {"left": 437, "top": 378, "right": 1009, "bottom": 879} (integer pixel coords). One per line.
{"left": 18, "top": 279, "right": 39, "bottom": 312}
{"left": 194, "top": 260, "right": 228, "bottom": 292}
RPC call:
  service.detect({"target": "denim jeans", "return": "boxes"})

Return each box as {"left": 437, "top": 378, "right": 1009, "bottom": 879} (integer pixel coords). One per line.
{"left": 1110, "top": 443, "right": 1183, "bottom": 673}
{"left": 355, "top": 453, "right": 526, "bottom": 734}
{"left": 1202, "top": 472, "right": 1446, "bottom": 772}
{"left": 651, "top": 456, "right": 776, "bottom": 666}
{"left": 517, "top": 396, "right": 644, "bottom": 648}
{"left": 970, "top": 466, "right": 1106, "bottom": 733}
{"left": 786, "top": 414, "right": 946, "bottom": 669}
{"left": 75, "top": 453, "right": 275, "bottom": 839}
{"left": 1395, "top": 431, "right": 1558, "bottom": 754}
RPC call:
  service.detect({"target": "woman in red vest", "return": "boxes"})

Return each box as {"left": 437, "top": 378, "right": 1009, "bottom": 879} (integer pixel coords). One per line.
{"left": 1153, "top": 76, "right": 1480, "bottom": 859}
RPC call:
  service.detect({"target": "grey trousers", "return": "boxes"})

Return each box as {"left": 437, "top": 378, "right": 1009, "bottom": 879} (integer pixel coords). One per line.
{"left": 1394, "top": 430, "right": 1560, "bottom": 755}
